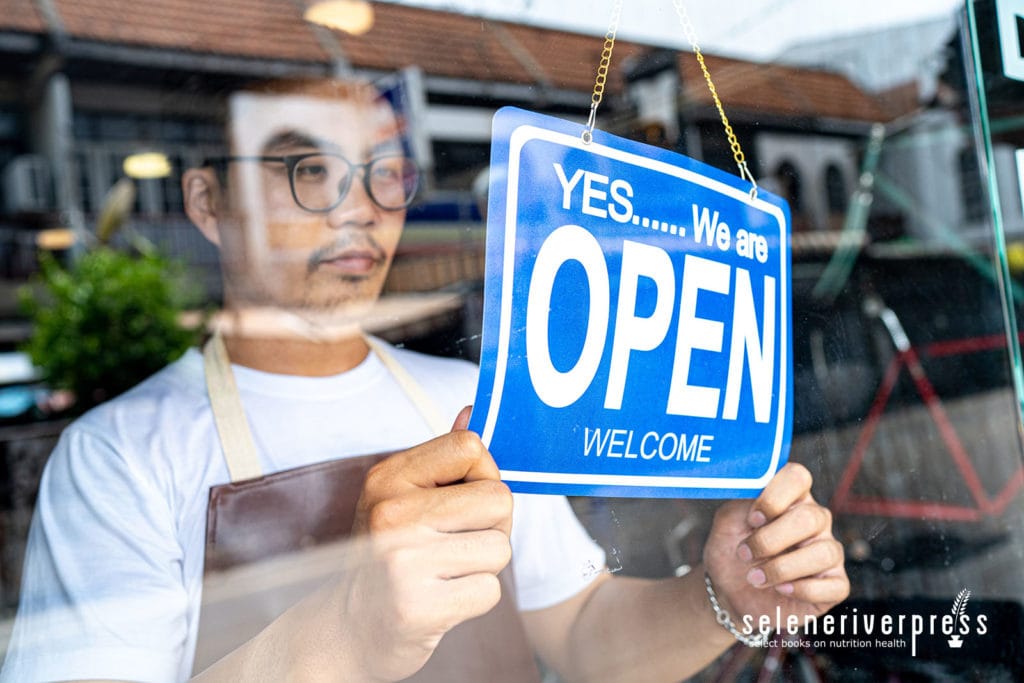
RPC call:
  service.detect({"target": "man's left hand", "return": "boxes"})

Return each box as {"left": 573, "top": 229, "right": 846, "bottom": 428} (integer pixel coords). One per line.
{"left": 702, "top": 462, "right": 849, "bottom": 626}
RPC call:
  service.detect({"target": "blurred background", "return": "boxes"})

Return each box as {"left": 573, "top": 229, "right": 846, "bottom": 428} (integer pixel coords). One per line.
{"left": 0, "top": 0, "right": 1021, "bottom": 679}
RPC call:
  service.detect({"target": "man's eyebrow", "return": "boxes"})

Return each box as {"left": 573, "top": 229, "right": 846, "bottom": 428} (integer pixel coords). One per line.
{"left": 370, "top": 138, "right": 404, "bottom": 155}
{"left": 260, "top": 130, "right": 341, "bottom": 154}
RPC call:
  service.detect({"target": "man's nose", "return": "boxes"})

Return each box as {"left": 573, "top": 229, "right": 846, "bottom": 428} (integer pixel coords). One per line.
{"left": 325, "top": 174, "right": 378, "bottom": 229}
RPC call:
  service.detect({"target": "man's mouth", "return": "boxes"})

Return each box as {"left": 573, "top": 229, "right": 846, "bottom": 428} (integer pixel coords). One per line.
{"left": 314, "top": 250, "right": 383, "bottom": 276}
{"left": 309, "top": 240, "right": 386, "bottom": 277}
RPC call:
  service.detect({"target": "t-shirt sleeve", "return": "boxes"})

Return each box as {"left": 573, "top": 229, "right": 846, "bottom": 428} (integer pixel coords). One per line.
{"left": 0, "top": 425, "right": 189, "bottom": 683}
{"left": 509, "top": 493, "right": 607, "bottom": 612}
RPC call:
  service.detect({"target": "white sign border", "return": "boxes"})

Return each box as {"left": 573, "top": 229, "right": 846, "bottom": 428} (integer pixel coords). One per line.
{"left": 481, "top": 123, "right": 790, "bottom": 492}
{"left": 996, "top": 0, "right": 1024, "bottom": 83}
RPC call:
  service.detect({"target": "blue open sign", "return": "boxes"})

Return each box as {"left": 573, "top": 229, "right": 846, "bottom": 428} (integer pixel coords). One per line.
{"left": 468, "top": 107, "right": 792, "bottom": 498}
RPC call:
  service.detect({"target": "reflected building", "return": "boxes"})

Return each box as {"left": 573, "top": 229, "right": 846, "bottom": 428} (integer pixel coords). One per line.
{"left": 0, "top": 0, "right": 905, "bottom": 298}
{"left": 0, "top": 1, "right": 1022, "bottom": 680}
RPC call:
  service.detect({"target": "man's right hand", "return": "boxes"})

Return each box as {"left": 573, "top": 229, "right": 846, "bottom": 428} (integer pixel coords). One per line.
{"left": 344, "top": 406, "right": 513, "bottom": 681}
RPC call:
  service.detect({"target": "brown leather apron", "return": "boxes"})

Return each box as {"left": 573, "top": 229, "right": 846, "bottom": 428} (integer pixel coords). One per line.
{"left": 192, "top": 334, "right": 540, "bottom": 681}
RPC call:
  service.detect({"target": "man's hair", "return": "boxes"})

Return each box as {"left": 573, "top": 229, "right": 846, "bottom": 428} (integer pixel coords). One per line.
{"left": 224, "top": 76, "right": 392, "bottom": 146}
{"left": 175, "top": 75, "right": 383, "bottom": 131}
{"left": 199, "top": 76, "right": 395, "bottom": 185}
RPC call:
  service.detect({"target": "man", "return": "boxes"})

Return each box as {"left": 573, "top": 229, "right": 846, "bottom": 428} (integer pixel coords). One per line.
{"left": 1, "top": 78, "right": 848, "bottom": 682}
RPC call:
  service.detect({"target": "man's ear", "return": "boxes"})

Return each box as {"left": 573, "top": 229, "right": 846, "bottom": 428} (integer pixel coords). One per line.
{"left": 182, "top": 168, "right": 222, "bottom": 247}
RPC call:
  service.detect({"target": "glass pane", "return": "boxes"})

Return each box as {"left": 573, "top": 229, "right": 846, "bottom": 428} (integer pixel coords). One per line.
{"left": 0, "top": 1, "right": 1020, "bottom": 681}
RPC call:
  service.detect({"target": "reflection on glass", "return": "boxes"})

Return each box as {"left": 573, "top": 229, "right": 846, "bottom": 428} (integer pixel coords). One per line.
{"left": 0, "top": 0, "right": 1019, "bottom": 680}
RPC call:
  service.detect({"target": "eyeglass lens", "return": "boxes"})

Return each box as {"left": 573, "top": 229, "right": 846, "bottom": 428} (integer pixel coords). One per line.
{"left": 291, "top": 154, "right": 418, "bottom": 211}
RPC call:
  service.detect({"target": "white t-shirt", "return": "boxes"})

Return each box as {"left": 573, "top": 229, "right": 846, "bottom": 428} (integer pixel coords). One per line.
{"left": 0, "top": 342, "right": 605, "bottom": 683}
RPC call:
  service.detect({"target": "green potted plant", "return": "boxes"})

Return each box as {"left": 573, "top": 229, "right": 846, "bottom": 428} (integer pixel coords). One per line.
{"left": 20, "top": 178, "right": 202, "bottom": 412}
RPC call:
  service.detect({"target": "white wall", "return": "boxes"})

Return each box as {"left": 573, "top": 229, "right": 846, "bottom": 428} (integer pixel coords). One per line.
{"left": 874, "top": 113, "right": 1024, "bottom": 245}
{"left": 628, "top": 70, "right": 680, "bottom": 142}
{"left": 755, "top": 132, "right": 859, "bottom": 230}
{"left": 875, "top": 111, "right": 965, "bottom": 240}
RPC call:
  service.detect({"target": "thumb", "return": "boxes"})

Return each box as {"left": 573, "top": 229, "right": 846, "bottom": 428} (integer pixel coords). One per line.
{"left": 451, "top": 405, "right": 473, "bottom": 432}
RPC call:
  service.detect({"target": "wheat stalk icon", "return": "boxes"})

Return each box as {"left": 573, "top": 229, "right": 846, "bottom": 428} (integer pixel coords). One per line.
{"left": 948, "top": 589, "right": 971, "bottom": 648}
{"left": 952, "top": 589, "right": 971, "bottom": 618}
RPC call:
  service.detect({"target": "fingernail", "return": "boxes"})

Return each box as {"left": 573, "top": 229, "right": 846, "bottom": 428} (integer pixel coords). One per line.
{"left": 776, "top": 583, "right": 794, "bottom": 595}
{"left": 749, "top": 511, "right": 766, "bottom": 528}
{"left": 451, "top": 405, "right": 473, "bottom": 431}
{"left": 737, "top": 543, "right": 753, "bottom": 562}
{"left": 747, "top": 568, "right": 766, "bottom": 586}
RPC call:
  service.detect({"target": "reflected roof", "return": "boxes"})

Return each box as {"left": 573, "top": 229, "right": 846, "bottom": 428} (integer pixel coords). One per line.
{"left": 6, "top": 0, "right": 46, "bottom": 33}
{"left": 3, "top": 0, "right": 891, "bottom": 123}
{"left": 678, "top": 53, "right": 892, "bottom": 122}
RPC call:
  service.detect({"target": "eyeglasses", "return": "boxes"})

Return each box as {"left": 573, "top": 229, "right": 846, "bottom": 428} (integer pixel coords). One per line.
{"left": 203, "top": 152, "right": 420, "bottom": 212}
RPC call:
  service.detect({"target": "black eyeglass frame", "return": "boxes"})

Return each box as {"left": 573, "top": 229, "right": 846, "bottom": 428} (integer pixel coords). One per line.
{"left": 202, "top": 152, "right": 420, "bottom": 212}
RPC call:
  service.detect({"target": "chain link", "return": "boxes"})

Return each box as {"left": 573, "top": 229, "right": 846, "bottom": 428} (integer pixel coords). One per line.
{"left": 704, "top": 573, "right": 773, "bottom": 647}
{"left": 671, "top": 0, "right": 758, "bottom": 198}
{"left": 580, "top": 0, "right": 758, "bottom": 198}
{"left": 583, "top": 0, "right": 624, "bottom": 144}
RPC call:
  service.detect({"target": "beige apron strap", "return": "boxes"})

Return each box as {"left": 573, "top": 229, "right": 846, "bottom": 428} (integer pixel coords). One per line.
{"left": 365, "top": 336, "right": 448, "bottom": 438}
{"left": 203, "top": 333, "right": 263, "bottom": 482}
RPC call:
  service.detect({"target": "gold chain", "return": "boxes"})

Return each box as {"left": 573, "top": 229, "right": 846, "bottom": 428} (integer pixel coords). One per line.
{"left": 671, "top": 0, "right": 758, "bottom": 197}
{"left": 580, "top": 0, "right": 758, "bottom": 197}
{"left": 583, "top": 0, "right": 624, "bottom": 144}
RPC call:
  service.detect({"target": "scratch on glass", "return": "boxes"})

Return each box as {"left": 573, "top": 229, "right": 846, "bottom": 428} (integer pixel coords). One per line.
{"left": 865, "top": 520, "right": 888, "bottom": 542}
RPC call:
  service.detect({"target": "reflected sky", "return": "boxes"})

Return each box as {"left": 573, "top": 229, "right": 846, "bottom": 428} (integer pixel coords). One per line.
{"left": 385, "top": 0, "right": 962, "bottom": 59}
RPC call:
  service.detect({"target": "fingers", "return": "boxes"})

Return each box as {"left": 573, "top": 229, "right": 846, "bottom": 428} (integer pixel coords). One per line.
{"left": 737, "top": 464, "right": 847, "bottom": 598}
{"left": 432, "top": 529, "right": 512, "bottom": 579}
{"left": 365, "top": 429, "right": 500, "bottom": 494}
{"left": 357, "top": 545, "right": 506, "bottom": 679}
{"left": 369, "top": 479, "right": 514, "bottom": 535}
{"left": 376, "top": 528, "right": 511, "bottom": 582}
{"left": 784, "top": 573, "right": 851, "bottom": 605}
{"left": 746, "top": 538, "right": 844, "bottom": 589}
{"left": 356, "top": 434, "right": 512, "bottom": 537}
{"left": 741, "top": 502, "right": 832, "bottom": 559}
{"left": 341, "top": 407, "right": 510, "bottom": 680}
{"left": 432, "top": 573, "right": 504, "bottom": 628}
{"left": 703, "top": 464, "right": 850, "bottom": 626}
{"left": 748, "top": 462, "right": 813, "bottom": 527}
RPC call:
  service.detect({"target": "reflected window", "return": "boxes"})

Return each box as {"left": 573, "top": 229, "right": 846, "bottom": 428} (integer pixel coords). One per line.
{"left": 776, "top": 160, "right": 803, "bottom": 212}
{"left": 73, "top": 152, "right": 92, "bottom": 214}
{"left": 160, "top": 155, "right": 183, "bottom": 215}
{"left": 959, "top": 146, "right": 986, "bottom": 222}
{"left": 825, "top": 163, "right": 848, "bottom": 213}
{"left": 432, "top": 140, "right": 488, "bottom": 190}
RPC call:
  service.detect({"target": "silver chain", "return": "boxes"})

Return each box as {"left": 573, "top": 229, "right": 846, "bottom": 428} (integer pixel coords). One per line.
{"left": 704, "top": 573, "right": 772, "bottom": 647}
{"left": 582, "top": 0, "right": 624, "bottom": 144}
{"left": 670, "top": 0, "right": 700, "bottom": 49}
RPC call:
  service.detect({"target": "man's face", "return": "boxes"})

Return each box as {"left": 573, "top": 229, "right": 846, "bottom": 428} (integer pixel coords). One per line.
{"left": 217, "top": 88, "right": 409, "bottom": 316}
